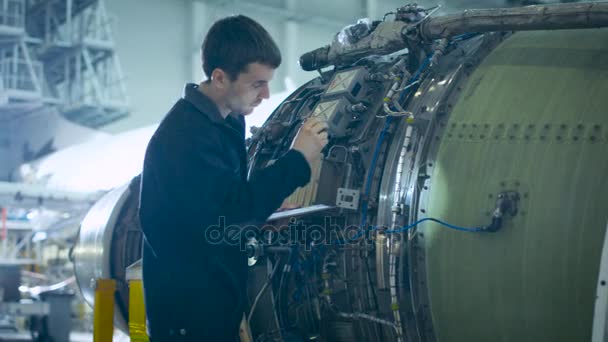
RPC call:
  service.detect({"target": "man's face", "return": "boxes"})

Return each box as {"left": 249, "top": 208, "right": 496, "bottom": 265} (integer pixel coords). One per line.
{"left": 224, "top": 62, "right": 274, "bottom": 115}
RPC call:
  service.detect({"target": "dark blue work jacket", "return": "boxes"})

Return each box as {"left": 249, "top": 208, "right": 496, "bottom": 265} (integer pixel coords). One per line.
{"left": 139, "top": 83, "right": 310, "bottom": 341}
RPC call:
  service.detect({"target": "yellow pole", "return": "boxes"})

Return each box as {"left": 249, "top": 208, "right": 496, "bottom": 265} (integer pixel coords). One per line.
{"left": 93, "top": 279, "right": 115, "bottom": 342}
{"left": 128, "top": 279, "right": 149, "bottom": 342}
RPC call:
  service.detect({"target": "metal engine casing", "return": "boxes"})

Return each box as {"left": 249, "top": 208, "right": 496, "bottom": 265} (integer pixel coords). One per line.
{"left": 72, "top": 26, "right": 608, "bottom": 342}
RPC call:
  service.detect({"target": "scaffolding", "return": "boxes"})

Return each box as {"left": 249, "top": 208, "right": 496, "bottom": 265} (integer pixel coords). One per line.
{"left": 0, "top": 0, "right": 129, "bottom": 128}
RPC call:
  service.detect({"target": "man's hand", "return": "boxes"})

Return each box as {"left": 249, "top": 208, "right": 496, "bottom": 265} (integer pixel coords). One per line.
{"left": 291, "top": 117, "right": 329, "bottom": 165}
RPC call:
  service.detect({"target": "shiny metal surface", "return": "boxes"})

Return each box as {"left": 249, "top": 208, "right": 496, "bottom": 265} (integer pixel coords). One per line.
{"left": 72, "top": 183, "right": 131, "bottom": 331}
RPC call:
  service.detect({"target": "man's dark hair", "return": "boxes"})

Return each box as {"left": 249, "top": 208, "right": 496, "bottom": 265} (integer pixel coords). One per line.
{"left": 202, "top": 15, "right": 281, "bottom": 81}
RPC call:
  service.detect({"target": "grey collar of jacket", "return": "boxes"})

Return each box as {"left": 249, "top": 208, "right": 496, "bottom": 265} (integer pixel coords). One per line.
{"left": 183, "top": 83, "right": 227, "bottom": 125}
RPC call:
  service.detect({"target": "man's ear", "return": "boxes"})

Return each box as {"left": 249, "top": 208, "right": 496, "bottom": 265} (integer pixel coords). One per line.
{"left": 211, "top": 68, "right": 229, "bottom": 89}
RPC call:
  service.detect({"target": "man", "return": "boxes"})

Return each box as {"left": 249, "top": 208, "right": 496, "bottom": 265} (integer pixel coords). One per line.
{"left": 138, "top": 15, "right": 328, "bottom": 341}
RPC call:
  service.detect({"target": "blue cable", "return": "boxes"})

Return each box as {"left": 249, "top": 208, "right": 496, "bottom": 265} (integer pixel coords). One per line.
{"left": 384, "top": 217, "right": 483, "bottom": 233}
{"left": 451, "top": 32, "right": 480, "bottom": 41}
{"left": 359, "top": 55, "right": 432, "bottom": 234}
{"left": 340, "top": 217, "right": 484, "bottom": 244}
{"left": 359, "top": 117, "right": 392, "bottom": 232}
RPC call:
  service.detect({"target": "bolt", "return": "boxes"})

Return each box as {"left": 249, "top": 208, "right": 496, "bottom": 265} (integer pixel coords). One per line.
{"left": 420, "top": 209, "right": 426, "bottom": 213}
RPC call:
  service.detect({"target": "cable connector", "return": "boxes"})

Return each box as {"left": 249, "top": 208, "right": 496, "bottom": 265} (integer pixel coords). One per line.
{"left": 482, "top": 191, "right": 520, "bottom": 232}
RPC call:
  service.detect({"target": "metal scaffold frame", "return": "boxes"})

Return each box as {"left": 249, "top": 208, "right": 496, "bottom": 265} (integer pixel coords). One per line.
{"left": 0, "top": 0, "right": 129, "bottom": 127}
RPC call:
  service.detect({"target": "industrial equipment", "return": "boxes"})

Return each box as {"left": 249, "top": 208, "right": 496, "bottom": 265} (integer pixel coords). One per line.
{"left": 72, "top": 2, "right": 608, "bottom": 341}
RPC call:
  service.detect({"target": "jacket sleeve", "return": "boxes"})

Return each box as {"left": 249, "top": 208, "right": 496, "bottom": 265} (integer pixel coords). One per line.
{"left": 149, "top": 128, "right": 311, "bottom": 251}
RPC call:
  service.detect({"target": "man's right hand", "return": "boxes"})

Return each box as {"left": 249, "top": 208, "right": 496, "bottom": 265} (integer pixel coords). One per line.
{"left": 291, "top": 117, "right": 329, "bottom": 164}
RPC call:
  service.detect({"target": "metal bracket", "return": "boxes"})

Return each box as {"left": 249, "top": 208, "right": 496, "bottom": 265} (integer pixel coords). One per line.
{"left": 336, "top": 188, "right": 360, "bottom": 210}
